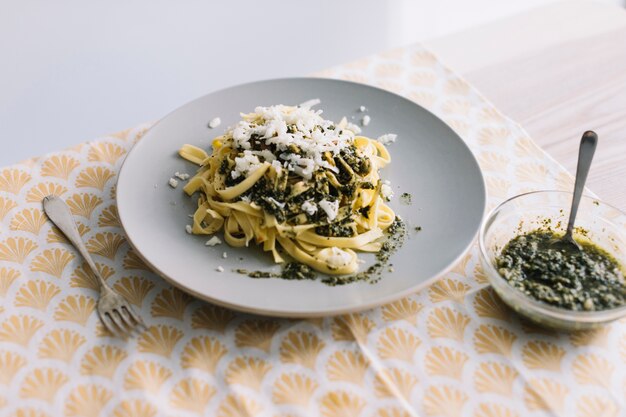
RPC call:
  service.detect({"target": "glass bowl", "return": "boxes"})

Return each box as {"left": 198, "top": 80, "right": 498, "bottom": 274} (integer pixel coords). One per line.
{"left": 478, "top": 190, "right": 626, "bottom": 331}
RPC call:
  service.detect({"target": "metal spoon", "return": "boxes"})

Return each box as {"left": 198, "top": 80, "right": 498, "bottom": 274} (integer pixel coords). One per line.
{"left": 550, "top": 130, "right": 598, "bottom": 251}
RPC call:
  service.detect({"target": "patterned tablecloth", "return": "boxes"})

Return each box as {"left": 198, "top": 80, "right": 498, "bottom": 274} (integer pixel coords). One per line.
{"left": 1, "top": 44, "right": 624, "bottom": 417}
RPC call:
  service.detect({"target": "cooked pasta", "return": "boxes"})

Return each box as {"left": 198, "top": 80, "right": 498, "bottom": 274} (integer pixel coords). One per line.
{"left": 179, "top": 101, "right": 396, "bottom": 275}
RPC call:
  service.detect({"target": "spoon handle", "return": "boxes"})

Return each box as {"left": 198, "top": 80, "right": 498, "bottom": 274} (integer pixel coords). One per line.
{"left": 566, "top": 131, "right": 598, "bottom": 236}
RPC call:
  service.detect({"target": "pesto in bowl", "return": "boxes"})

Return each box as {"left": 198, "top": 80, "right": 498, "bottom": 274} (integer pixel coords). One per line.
{"left": 479, "top": 190, "right": 626, "bottom": 331}
{"left": 495, "top": 230, "right": 626, "bottom": 311}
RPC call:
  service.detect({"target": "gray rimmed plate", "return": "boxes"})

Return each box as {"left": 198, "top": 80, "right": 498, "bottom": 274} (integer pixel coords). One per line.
{"left": 116, "top": 78, "right": 486, "bottom": 317}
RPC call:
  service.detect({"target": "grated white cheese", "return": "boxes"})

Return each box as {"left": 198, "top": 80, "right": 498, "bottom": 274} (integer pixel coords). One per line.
{"left": 216, "top": 266, "right": 224, "bottom": 272}
{"left": 362, "top": 115, "right": 371, "bottom": 126}
{"left": 168, "top": 178, "right": 179, "bottom": 188}
{"left": 377, "top": 134, "right": 397, "bottom": 145}
{"left": 359, "top": 105, "right": 367, "bottom": 112}
{"left": 185, "top": 225, "right": 193, "bottom": 234}
{"left": 271, "top": 160, "right": 283, "bottom": 175}
{"left": 226, "top": 101, "right": 354, "bottom": 180}
{"left": 266, "top": 197, "right": 285, "bottom": 209}
{"left": 205, "top": 236, "right": 222, "bottom": 246}
{"left": 279, "top": 153, "right": 316, "bottom": 179}
{"left": 319, "top": 199, "right": 339, "bottom": 221}
{"left": 174, "top": 171, "right": 190, "bottom": 181}
{"left": 345, "top": 122, "right": 362, "bottom": 134}
{"left": 231, "top": 151, "right": 262, "bottom": 179}
{"left": 381, "top": 184, "right": 394, "bottom": 201}
{"left": 209, "top": 117, "right": 221, "bottom": 128}
{"left": 222, "top": 252, "right": 228, "bottom": 259}
{"left": 301, "top": 200, "right": 317, "bottom": 216}
{"left": 298, "top": 98, "right": 321, "bottom": 108}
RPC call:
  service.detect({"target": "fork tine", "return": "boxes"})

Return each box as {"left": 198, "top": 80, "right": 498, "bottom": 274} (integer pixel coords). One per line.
{"left": 108, "top": 311, "right": 130, "bottom": 338}
{"left": 117, "top": 307, "right": 139, "bottom": 334}
{"left": 123, "top": 304, "right": 146, "bottom": 329}
{"left": 99, "top": 311, "right": 119, "bottom": 338}
{"left": 114, "top": 309, "right": 135, "bottom": 335}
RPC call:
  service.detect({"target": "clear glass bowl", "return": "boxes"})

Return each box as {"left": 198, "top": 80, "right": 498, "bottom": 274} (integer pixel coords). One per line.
{"left": 479, "top": 190, "right": 626, "bottom": 331}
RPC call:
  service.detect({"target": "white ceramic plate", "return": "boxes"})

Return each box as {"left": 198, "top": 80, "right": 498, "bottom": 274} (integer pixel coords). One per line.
{"left": 117, "top": 78, "right": 486, "bottom": 317}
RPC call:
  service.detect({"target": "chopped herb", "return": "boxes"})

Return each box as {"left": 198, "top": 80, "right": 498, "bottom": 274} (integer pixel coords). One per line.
{"left": 225, "top": 173, "right": 244, "bottom": 187}
{"left": 236, "top": 262, "right": 317, "bottom": 281}
{"left": 219, "top": 158, "right": 231, "bottom": 175}
{"left": 340, "top": 183, "right": 358, "bottom": 199}
{"left": 282, "top": 263, "right": 316, "bottom": 280}
{"left": 249, "top": 271, "right": 274, "bottom": 278}
{"left": 339, "top": 145, "right": 371, "bottom": 175}
{"left": 322, "top": 273, "right": 366, "bottom": 286}
{"left": 315, "top": 217, "right": 355, "bottom": 238}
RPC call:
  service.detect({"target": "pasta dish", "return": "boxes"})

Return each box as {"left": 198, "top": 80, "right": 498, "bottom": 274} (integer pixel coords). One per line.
{"left": 178, "top": 101, "right": 396, "bottom": 275}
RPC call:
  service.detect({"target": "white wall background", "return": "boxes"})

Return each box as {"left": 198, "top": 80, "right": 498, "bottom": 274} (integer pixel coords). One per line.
{"left": 0, "top": 0, "right": 622, "bottom": 165}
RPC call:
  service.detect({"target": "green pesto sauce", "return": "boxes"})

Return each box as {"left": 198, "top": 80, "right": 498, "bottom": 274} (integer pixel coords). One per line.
{"left": 495, "top": 230, "right": 626, "bottom": 311}
{"left": 236, "top": 262, "right": 317, "bottom": 281}
{"left": 234, "top": 217, "right": 408, "bottom": 286}
{"left": 322, "top": 217, "right": 407, "bottom": 286}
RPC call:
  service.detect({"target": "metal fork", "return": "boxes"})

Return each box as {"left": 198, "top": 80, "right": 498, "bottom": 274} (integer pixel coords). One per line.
{"left": 43, "top": 195, "right": 145, "bottom": 338}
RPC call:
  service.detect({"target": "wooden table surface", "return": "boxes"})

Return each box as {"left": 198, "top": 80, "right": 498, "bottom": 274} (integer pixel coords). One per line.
{"left": 425, "top": 0, "right": 626, "bottom": 210}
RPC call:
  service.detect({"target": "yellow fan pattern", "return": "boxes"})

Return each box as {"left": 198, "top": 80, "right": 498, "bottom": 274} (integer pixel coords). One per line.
{"left": 0, "top": 46, "right": 622, "bottom": 417}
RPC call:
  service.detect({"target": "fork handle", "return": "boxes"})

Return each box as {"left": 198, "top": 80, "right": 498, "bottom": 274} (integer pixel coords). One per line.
{"left": 43, "top": 195, "right": 111, "bottom": 291}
